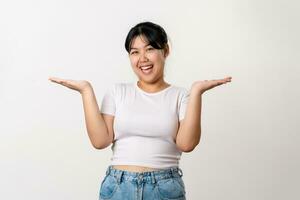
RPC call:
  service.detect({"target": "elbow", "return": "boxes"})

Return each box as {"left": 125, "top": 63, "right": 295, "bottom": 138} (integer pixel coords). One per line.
{"left": 179, "top": 145, "right": 196, "bottom": 153}
{"left": 176, "top": 143, "right": 194, "bottom": 153}
{"left": 92, "top": 142, "right": 110, "bottom": 150}
{"left": 91, "top": 139, "right": 112, "bottom": 150}
{"left": 176, "top": 140, "right": 200, "bottom": 153}
{"left": 92, "top": 143, "right": 106, "bottom": 150}
{"left": 89, "top": 130, "right": 113, "bottom": 150}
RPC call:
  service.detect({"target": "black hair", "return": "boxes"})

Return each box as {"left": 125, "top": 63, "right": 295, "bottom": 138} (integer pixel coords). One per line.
{"left": 125, "top": 21, "right": 169, "bottom": 54}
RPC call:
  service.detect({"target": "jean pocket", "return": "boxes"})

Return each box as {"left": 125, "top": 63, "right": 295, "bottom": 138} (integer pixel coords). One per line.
{"left": 156, "top": 177, "right": 186, "bottom": 200}
{"left": 174, "top": 177, "right": 185, "bottom": 190}
{"left": 99, "top": 175, "right": 118, "bottom": 199}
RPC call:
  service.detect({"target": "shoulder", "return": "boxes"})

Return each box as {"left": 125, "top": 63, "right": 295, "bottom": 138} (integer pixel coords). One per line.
{"left": 170, "top": 85, "right": 189, "bottom": 96}
{"left": 169, "top": 85, "right": 190, "bottom": 106}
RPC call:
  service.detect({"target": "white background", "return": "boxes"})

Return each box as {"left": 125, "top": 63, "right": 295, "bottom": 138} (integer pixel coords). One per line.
{"left": 0, "top": 0, "right": 299, "bottom": 199}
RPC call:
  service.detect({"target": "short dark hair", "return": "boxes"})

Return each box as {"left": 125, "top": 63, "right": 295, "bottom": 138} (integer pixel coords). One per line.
{"left": 125, "top": 21, "right": 169, "bottom": 54}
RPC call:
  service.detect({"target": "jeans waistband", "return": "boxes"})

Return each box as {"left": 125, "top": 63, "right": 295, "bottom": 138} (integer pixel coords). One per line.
{"left": 105, "top": 165, "right": 183, "bottom": 185}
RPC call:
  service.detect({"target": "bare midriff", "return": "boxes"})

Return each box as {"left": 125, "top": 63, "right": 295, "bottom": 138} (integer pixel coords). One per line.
{"left": 112, "top": 165, "right": 162, "bottom": 172}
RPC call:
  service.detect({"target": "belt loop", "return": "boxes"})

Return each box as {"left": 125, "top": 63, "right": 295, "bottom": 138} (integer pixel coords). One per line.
{"left": 106, "top": 166, "right": 111, "bottom": 176}
{"left": 170, "top": 168, "right": 175, "bottom": 178}
{"left": 116, "top": 171, "right": 123, "bottom": 185}
{"left": 151, "top": 172, "right": 156, "bottom": 184}
{"left": 178, "top": 168, "right": 183, "bottom": 177}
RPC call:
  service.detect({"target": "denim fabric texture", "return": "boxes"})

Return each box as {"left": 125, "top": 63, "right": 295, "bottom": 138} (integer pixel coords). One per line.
{"left": 99, "top": 165, "right": 186, "bottom": 200}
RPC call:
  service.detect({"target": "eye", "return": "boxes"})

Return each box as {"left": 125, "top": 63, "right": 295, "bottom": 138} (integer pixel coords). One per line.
{"left": 130, "top": 51, "right": 138, "bottom": 55}
{"left": 147, "top": 47, "right": 154, "bottom": 51}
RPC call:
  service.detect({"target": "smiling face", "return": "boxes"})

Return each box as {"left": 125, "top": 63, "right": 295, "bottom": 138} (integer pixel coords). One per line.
{"left": 128, "top": 35, "right": 169, "bottom": 85}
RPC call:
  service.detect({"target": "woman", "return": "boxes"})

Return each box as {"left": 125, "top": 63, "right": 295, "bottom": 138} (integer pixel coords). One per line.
{"left": 49, "top": 21, "right": 232, "bottom": 200}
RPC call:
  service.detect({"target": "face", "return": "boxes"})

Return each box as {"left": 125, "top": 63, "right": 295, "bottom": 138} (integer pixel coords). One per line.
{"left": 128, "top": 35, "right": 169, "bottom": 84}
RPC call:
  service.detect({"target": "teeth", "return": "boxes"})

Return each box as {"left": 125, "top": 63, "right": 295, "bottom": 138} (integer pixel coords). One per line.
{"left": 140, "top": 65, "right": 153, "bottom": 69}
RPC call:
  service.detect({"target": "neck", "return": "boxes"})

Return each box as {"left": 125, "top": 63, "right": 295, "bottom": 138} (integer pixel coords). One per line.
{"left": 137, "top": 79, "right": 170, "bottom": 93}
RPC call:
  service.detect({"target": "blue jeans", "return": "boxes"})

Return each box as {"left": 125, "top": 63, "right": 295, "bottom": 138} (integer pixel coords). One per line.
{"left": 99, "top": 165, "right": 186, "bottom": 200}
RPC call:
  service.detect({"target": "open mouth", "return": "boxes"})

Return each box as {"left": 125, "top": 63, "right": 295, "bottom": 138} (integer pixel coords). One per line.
{"left": 140, "top": 65, "right": 153, "bottom": 75}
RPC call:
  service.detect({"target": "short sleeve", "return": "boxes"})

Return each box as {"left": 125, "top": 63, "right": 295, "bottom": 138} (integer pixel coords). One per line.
{"left": 100, "top": 84, "right": 116, "bottom": 116}
{"left": 179, "top": 88, "right": 190, "bottom": 121}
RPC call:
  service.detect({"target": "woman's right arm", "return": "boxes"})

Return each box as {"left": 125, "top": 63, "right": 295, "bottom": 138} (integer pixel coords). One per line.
{"left": 48, "top": 77, "right": 112, "bottom": 149}
{"left": 81, "top": 85, "right": 112, "bottom": 149}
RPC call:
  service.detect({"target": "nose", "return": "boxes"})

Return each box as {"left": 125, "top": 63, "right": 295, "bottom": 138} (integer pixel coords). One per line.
{"left": 139, "top": 51, "right": 149, "bottom": 62}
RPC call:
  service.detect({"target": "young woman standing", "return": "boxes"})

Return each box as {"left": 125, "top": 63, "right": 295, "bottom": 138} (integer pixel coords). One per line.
{"left": 49, "top": 21, "right": 232, "bottom": 200}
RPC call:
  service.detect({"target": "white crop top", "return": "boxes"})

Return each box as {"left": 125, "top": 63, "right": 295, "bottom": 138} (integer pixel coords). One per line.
{"left": 100, "top": 81, "right": 190, "bottom": 169}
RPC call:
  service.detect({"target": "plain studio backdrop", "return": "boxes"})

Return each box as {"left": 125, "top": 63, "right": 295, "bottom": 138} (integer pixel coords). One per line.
{"left": 0, "top": 0, "right": 299, "bottom": 199}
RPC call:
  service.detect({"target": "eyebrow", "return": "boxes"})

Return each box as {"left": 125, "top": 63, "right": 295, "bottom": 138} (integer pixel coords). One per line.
{"left": 130, "top": 44, "right": 151, "bottom": 50}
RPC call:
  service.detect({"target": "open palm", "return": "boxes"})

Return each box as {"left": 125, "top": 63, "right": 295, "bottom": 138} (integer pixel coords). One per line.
{"left": 48, "top": 77, "right": 91, "bottom": 93}
{"left": 192, "top": 76, "right": 232, "bottom": 94}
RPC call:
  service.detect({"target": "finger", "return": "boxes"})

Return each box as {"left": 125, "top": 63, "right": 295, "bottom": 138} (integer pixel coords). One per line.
{"left": 49, "top": 77, "right": 61, "bottom": 82}
{"left": 215, "top": 79, "right": 228, "bottom": 86}
{"left": 50, "top": 79, "right": 63, "bottom": 84}
{"left": 218, "top": 77, "right": 231, "bottom": 83}
{"left": 224, "top": 76, "right": 232, "bottom": 81}
{"left": 49, "top": 76, "right": 61, "bottom": 80}
{"left": 49, "top": 78, "right": 68, "bottom": 86}
{"left": 49, "top": 77, "right": 65, "bottom": 84}
{"left": 219, "top": 78, "right": 231, "bottom": 85}
{"left": 225, "top": 78, "right": 232, "bottom": 83}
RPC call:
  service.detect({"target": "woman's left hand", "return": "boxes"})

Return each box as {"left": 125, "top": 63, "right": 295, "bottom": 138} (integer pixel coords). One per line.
{"left": 191, "top": 76, "right": 232, "bottom": 95}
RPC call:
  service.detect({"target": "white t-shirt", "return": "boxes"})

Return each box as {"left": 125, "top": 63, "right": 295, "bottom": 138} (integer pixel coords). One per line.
{"left": 100, "top": 81, "right": 190, "bottom": 169}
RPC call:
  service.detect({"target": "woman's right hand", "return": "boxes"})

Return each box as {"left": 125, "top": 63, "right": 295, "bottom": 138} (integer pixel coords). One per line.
{"left": 48, "top": 77, "right": 91, "bottom": 94}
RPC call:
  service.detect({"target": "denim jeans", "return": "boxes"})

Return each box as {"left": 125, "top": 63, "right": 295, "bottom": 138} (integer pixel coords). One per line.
{"left": 99, "top": 165, "right": 186, "bottom": 200}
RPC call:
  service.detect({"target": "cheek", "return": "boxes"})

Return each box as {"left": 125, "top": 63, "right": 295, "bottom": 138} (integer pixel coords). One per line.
{"left": 151, "top": 53, "right": 164, "bottom": 63}
{"left": 130, "top": 57, "right": 138, "bottom": 66}
{"left": 149, "top": 53, "right": 158, "bottom": 60}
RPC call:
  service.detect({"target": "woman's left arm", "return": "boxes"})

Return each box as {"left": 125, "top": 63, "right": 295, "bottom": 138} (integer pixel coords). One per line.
{"left": 176, "top": 76, "right": 232, "bottom": 152}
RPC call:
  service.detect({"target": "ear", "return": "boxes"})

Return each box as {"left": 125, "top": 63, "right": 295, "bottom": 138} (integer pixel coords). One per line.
{"left": 163, "top": 44, "right": 169, "bottom": 58}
